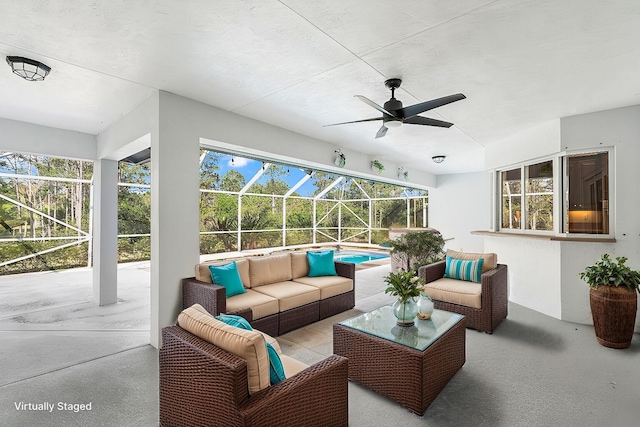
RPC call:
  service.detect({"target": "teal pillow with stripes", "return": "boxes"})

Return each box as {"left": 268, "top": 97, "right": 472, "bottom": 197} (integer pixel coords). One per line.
{"left": 444, "top": 257, "right": 484, "bottom": 283}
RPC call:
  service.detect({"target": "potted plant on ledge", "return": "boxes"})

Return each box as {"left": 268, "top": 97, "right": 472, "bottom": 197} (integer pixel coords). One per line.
{"left": 579, "top": 254, "right": 640, "bottom": 349}
{"left": 384, "top": 270, "right": 424, "bottom": 326}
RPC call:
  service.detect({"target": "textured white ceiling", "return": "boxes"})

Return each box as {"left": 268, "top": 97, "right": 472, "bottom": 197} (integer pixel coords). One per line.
{"left": 1, "top": 0, "right": 639, "bottom": 175}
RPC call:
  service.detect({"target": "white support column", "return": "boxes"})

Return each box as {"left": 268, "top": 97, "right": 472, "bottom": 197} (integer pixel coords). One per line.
{"left": 150, "top": 96, "right": 201, "bottom": 348}
{"left": 92, "top": 159, "right": 118, "bottom": 306}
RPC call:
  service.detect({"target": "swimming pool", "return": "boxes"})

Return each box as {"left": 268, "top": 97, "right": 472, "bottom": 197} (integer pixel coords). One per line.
{"left": 333, "top": 250, "right": 390, "bottom": 265}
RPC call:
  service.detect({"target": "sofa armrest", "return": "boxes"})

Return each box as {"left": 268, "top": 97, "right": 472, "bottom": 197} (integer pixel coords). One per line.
{"left": 418, "top": 260, "right": 446, "bottom": 284}
{"left": 182, "top": 277, "right": 226, "bottom": 315}
{"left": 334, "top": 260, "right": 355, "bottom": 280}
{"left": 241, "top": 355, "right": 349, "bottom": 426}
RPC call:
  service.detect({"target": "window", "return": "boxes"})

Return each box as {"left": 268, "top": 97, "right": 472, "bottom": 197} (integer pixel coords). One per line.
{"left": 525, "top": 161, "right": 553, "bottom": 231}
{"left": 565, "top": 152, "right": 609, "bottom": 234}
{"left": 501, "top": 168, "right": 521, "bottom": 230}
{"left": 500, "top": 161, "right": 553, "bottom": 232}
{"left": 497, "top": 150, "right": 611, "bottom": 236}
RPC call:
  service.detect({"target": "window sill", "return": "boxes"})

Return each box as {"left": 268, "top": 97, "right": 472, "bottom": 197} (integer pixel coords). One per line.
{"left": 471, "top": 230, "right": 616, "bottom": 243}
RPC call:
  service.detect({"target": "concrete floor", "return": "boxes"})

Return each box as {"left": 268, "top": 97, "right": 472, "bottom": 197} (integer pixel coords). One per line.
{"left": 0, "top": 262, "right": 639, "bottom": 426}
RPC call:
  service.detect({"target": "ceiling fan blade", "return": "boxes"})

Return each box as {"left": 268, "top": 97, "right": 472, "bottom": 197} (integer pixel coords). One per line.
{"left": 355, "top": 95, "right": 395, "bottom": 116}
{"left": 399, "top": 93, "right": 466, "bottom": 119}
{"left": 403, "top": 116, "right": 454, "bottom": 128}
{"left": 375, "top": 125, "right": 388, "bottom": 139}
{"left": 324, "top": 117, "right": 382, "bottom": 127}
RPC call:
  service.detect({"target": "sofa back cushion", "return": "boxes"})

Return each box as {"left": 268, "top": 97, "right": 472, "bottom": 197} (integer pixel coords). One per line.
{"left": 291, "top": 252, "right": 310, "bottom": 279}
{"left": 446, "top": 249, "right": 497, "bottom": 273}
{"left": 196, "top": 259, "right": 251, "bottom": 287}
{"left": 178, "top": 304, "right": 270, "bottom": 395}
{"left": 249, "top": 253, "right": 292, "bottom": 287}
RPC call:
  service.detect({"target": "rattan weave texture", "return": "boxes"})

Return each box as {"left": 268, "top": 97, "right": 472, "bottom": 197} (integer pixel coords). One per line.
{"left": 333, "top": 318, "right": 466, "bottom": 415}
{"left": 419, "top": 261, "right": 508, "bottom": 333}
{"left": 160, "top": 325, "right": 349, "bottom": 427}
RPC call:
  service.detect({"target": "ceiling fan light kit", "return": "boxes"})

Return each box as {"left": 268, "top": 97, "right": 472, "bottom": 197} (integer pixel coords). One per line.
{"left": 6, "top": 56, "right": 51, "bottom": 81}
{"left": 432, "top": 155, "right": 446, "bottom": 164}
{"left": 325, "top": 78, "right": 465, "bottom": 138}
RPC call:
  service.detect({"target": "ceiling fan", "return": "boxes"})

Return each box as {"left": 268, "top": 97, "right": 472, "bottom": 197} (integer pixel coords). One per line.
{"left": 325, "top": 78, "right": 465, "bottom": 138}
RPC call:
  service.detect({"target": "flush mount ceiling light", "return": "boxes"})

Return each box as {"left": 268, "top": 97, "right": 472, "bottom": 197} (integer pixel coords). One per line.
{"left": 432, "top": 155, "right": 446, "bottom": 164}
{"left": 6, "top": 56, "right": 51, "bottom": 81}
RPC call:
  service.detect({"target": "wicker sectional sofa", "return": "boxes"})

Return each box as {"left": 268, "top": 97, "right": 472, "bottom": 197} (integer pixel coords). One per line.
{"left": 182, "top": 251, "right": 356, "bottom": 336}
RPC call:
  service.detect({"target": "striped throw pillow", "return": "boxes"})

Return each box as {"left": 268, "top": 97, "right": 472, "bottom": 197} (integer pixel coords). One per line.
{"left": 444, "top": 257, "right": 484, "bottom": 283}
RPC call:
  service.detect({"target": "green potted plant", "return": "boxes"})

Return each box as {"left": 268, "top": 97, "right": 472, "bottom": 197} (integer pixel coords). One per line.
{"left": 371, "top": 160, "right": 385, "bottom": 174}
{"left": 389, "top": 230, "right": 445, "bottom": 272}
{"left": 384, "top": 270, "right": 424, "bottom": 326}
{"left": 579, "top": 254, "right": 640, "bottom": 349}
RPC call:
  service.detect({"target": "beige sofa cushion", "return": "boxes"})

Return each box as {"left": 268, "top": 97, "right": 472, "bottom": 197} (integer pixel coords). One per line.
{"left": 249, "top": 254, "right": 292, "bottom": 287}
{"left": 280, "top": 354, "right": 309, "bottom": 378}
{"left": 196, "top": 259, "right": 251, "bottom": 287}
{"left": 252, "top": 281, "right": 321, "bottom": 312}
{"left": 424, "top": 277, "right": 482, "bottom": 309}
{"left": 291, "top": 252, "right": 310, "bottom": 279}
{"left": 293, "top": 276, "right": 353, "bottom": 299}
{"left": 447, "top": 249, "right": 497, "bottom": 273}
{"left": 225, "top": 289, "right": 279, "bottom": 320}
{"left": 177, "top": 304, "right": 270, "bottom": 395}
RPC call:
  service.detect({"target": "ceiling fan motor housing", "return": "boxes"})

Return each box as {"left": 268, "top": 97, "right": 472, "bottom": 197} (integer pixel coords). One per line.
{"left": 383, "top": 97, "right": 404, "bottom": 126}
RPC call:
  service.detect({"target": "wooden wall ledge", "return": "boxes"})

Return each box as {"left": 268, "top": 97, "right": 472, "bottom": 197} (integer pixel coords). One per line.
{"left": 471, "top": 230, "right": 616, "bottom": 243}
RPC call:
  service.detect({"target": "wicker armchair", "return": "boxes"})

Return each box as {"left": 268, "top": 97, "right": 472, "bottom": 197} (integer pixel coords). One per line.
{"left": 418, "top": 261, "right": 508, "bottom": 333}
{"left": 159, "top": 325, "right": 349, "bottom": 427}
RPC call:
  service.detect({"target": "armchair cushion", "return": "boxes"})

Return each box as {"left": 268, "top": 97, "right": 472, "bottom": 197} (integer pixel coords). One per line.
{"left": 423, "top": 277, "right": 482, "bottom": 309}
{"left": 178, "top": 304, "right": 270, "bottom": 395}
{"left": 209, "top": 262, "right": 246, "bottom": 297}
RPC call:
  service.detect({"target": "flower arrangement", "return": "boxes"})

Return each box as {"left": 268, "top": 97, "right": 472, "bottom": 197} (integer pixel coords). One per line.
{"left": 384, "top": 270, "right": 424, "bottom": 303}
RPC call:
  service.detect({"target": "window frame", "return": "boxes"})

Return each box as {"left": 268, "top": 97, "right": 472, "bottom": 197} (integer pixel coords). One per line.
{"left": 493, "top": 147, "right": 614, "bottom": 238}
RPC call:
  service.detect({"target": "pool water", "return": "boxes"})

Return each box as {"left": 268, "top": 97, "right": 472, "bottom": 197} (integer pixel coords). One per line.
{"left": 334, "top": 251, "right": 390, "bottom": 265}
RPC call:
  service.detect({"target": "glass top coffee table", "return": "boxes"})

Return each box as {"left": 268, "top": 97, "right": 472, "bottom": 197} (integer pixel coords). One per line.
{"left": 333, "top": 305, "right": 466, "bottom": 415}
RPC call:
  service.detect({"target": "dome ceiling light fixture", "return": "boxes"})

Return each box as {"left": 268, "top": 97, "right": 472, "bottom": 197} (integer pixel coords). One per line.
{"left": 432, "top": 155, "right": 446, "bottom": 164}
{"left": 6, "top": 56, "right": 51, "bottom": 81}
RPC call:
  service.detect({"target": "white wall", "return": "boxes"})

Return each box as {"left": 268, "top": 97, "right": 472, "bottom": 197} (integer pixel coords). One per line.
{"left": 560, "top": 105, "right": 640, "bottom": 330}
{"left": 428, "top": 171, "right": 491, "bottom": 253}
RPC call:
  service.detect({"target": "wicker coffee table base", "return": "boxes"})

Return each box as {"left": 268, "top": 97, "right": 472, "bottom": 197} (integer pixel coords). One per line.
{"left": 333, "top": 317, "right": 466, "bottom": 415}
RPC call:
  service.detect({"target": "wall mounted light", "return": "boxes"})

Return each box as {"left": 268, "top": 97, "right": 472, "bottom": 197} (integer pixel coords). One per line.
{"left": 6, "top": 56, "right": 51, "bottom": 81}
{"left": 334, "top": 149, "right": 346, "bottom": 168}
{"left": 432, "top": 155, "right": 446, "bottom": 164}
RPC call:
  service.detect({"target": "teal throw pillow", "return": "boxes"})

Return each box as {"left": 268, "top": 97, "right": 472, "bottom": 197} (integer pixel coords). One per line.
{"left": 307, "top": 250, "right": 338, "bottom": 277}
{"left": 209, "top": 262, "right": 246, "bottom": 298}
{"left": 266, "top": 342, "right": 286, "bottom": 385}
{"left": 215, "top": 314, "right": 253, "bottom": 330}
{"left": 444, "top": 257, "right": 484, "bottom": 283}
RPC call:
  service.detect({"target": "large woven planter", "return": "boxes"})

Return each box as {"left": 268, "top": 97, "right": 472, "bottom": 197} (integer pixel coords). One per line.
{"left": 589, "top": 286, "right": 637, "bottom": 349}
